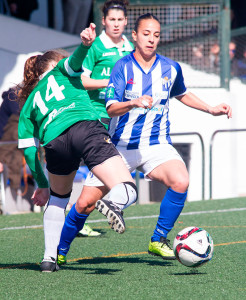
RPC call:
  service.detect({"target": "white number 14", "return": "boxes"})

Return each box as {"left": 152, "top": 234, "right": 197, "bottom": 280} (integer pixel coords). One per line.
{"left": 33, "top": 75, "right": 65, "bottom": 115}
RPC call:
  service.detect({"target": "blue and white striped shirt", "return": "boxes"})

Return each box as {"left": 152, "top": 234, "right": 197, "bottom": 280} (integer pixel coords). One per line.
{"left": 105, "top": 51, "right": 187, "bottom": 149}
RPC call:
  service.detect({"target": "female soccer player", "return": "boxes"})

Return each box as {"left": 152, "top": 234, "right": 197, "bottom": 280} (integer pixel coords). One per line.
{"left": 18, "top": 23, "right": 137, "bottom": 272}
{"left": 57, "top": 14, "right": 231, "bottom": 264}
{"left": 81, "top": 0, "right": 133, "bottom": 128}
{"left": 74, "top": 0, "right": 133, "bottom": 237}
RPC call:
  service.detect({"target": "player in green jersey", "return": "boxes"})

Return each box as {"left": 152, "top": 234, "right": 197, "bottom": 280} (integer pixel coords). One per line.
{"left": 81, "top": 0, "right": 134, "bottom": 128}
{"left": 18, "top": 23, "right": 138, "bottom": 272}
{"left": 74, "top": 0, "right": 133, "bottom": 237}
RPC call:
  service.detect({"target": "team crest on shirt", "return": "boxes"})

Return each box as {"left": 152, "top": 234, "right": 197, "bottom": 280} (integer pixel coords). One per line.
{"left": 162, "top": 76, "right": 172, "bottom": 89}
{"left": 104, "top": 137, "right": 112, "bottom": 144}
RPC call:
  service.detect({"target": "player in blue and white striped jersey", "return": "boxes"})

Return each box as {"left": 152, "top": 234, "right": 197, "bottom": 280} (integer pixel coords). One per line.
{"left": 106, "top": 50, "right": 186, "bottom": 149}
{"left": 104, "top": 13, "right": 231, "bottom": 259}
{"left": 58, "top": 13, "right": 232, "bottom": 263}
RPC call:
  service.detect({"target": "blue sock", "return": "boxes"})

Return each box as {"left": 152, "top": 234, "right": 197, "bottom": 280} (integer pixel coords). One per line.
{"left": 58, "top": 204, "right": 88, "bottom": 256}
{"left": 151, "top": 188, "right": 187, "bottom": 242}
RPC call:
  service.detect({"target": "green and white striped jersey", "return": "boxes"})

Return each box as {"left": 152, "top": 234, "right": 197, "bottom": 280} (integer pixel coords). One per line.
{"left": 82, "top": 30, "right": 134, "bottom": 121}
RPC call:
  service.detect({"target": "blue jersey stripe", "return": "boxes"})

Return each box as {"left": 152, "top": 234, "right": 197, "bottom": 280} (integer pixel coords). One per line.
{"left": 125, "top": 61, "right": 134, "bottom": 92}
{"left": 106, "top": 52, "right": 186, "bottom": 149}
{"left": 127, "top": 114, "right": 147, "bottom": 149}
{"left": 111, "top": 113, "right": 130, "bottom": 146}
{"left": 142, "top": 72, "right": 152, "bottom": 95}
{"left": 150, "top": 113, "right": 162, "bottom": 145}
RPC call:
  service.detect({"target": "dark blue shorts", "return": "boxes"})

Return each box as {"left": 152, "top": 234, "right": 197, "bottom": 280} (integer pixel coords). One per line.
{"left": 44, "top": 121, "right": 119, "bottom": 175}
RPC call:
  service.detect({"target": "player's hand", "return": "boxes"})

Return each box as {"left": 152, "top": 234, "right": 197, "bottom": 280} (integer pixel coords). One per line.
{"left": 80, "top": 23, "right": 96, "bottom": 47}
{"left": 131, "top": 95, "right": 153, "bottom": 109}
{"left": 210, "top": 103, "right": 232, "bottom": 119}
{"left": 31, "top": 187, "right": 50, "bottom": 207}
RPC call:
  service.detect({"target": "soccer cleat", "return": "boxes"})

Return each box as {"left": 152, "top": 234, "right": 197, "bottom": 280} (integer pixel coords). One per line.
{"left": 95, "top": 199, "right": 125, "bottom": 233}
{"left": 57, "top": 254, "right": 67, "bottom": 266}
{"left": 40, "top": 257, "right": 60, "bottom": 272}
{"left": 77, "top": 223, "right": 101, "bottom": 237}
{"left": 148, "top": 237, "right": 176, "bottom": 260}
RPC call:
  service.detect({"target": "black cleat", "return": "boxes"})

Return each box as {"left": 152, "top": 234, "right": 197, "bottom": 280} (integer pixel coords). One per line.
{"left": 40, "top": 257, "right": 60, "bottom": 272}
{"left": 95, "top": 199, "right": 125, "bottom": 233}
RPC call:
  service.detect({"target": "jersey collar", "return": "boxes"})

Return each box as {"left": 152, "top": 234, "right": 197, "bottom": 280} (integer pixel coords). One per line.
{"left": 39, "top": 69, "right": 52, "bottom": 80}
{"left": 99, "top": 30, "right": 133, "bottom": 51}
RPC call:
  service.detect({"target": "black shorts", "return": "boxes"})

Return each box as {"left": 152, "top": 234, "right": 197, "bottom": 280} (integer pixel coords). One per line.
{"left": 44, "top": 121, "right": 119, "bottom": 175}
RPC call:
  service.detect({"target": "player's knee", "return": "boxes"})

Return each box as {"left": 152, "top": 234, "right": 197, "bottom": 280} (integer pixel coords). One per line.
{"left": 48, "top": 189, "right": 71, "bottom": 209}
{"left": 123, "top": 181, "right": 138, "bottom": 203}
{"left": 171, "top": 176, "right": 189, "bottom": 193}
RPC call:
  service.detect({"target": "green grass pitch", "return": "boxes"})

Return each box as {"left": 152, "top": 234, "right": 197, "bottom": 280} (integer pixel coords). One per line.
{"left": 0, "top": 197, "right": 246, "bottom": 300}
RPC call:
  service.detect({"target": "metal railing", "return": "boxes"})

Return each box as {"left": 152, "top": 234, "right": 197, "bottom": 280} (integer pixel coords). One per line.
{"left": 1, "top": 132, "right": 205, "bottom": 214}
{"left": 135, "top": 132, "right": 205, "bottom": 201}
{"left": 209, "top": 129, "right": 246, "bottom": 199}
{"left": 171, "top": 132, "right": 205, "bottom": 200}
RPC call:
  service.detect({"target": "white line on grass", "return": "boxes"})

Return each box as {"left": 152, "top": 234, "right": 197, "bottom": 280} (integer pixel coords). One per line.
{"left": 1, "top": 207, "right": 246, "bottom": 231}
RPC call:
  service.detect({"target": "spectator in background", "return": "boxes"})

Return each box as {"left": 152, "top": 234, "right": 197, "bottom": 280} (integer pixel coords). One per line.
{"left": 231, "top": 45, "right": 246, "bottom": 80}
{"left": 229, "top": 41, "right": 239, "bottom": 77}
{"left": 209, "top": 41, "right": 239, "bottom": 77}
{"left": 209, "top": 42, "right": 220, "bottom": 71}
{"left": 7, "top": 0, "right": 38, "bottom": 21}
{"left": 62, "top": 0, "right": 93, "bottom": 35}
{"left": 0, "top": 87, "right": 23, "bottom": 189}
{"left": 190, "top": 44, "right": 209, "bottom": 69}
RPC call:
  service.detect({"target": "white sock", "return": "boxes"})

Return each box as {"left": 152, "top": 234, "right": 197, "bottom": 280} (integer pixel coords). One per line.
{"left": 108, "top": 182, "right": 137, "bottom": 210}
{"left": 43, "top": 195, "right": 69, "bottom": 260}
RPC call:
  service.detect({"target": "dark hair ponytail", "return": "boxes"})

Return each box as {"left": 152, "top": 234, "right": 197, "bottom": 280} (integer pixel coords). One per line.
{"left": 18, "top": 50, "right": 67, "bottom": 108}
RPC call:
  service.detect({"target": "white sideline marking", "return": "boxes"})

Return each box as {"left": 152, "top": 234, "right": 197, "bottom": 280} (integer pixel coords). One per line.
{"left": 0, "top": 207, "right": 246, "bottom": 231}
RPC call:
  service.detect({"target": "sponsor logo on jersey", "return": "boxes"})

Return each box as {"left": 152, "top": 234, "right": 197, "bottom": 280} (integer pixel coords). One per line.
{"left": 101, "top": 67, "right": 111, "bottom": 76}
{"left": 124, "top": 90, "right": 139, "bottom": 99}
{"left": 99, "top": 91, "right": 106, "bottom": 99}
{"left": 154, "top": 91, "right": 168, "bottom": 100}
{"left": 44, "top": 102, "right": 75, "bottom": 129}
{"left": 102, "top": 52, "right": 117, "bottom": 56}
{"left": 127, "top": 78, "right": 135, "bottom": 84}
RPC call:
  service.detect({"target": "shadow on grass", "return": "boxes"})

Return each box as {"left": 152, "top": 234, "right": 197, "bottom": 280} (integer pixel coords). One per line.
{"left": 0, "top": 262, "right": 41, "bottom": 271}
{"left": 57, "top": 256, "right": 174, "bottom": 274}
{"left": 0, "top": 255, "right": 174, "bottom": 273}
{"left": 170, "top": 270, "right": 207, "bottom": 276}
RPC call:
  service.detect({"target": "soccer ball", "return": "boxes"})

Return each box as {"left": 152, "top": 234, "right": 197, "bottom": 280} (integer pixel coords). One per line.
{"left": 173, "top": 227, "right": 214, "bottom": 267}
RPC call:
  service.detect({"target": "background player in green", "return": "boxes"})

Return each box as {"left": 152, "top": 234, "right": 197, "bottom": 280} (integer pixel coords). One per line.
{"left": 18, "top": 23, "right": 137, "bottom": 272}
{"left": 81, "top": 0, "right": 134, "bottom": 128}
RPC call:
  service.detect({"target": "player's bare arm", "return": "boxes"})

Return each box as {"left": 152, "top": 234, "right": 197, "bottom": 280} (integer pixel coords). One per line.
{"left": 176, "top": 91, "right": 232, "bottom": 119}
{"left": 81, "top": 76, "right": 109, "bottom": 90}
{"left": 107, "top": 95, "right": 153, "bottom": 117}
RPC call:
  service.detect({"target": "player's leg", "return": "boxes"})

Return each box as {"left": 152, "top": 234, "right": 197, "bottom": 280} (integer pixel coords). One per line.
{"left": 57, "top": 157, "right": 138, "bottom": 264}
{"left": 41, "top": 170, "right": 76, "bottom": 272}
{"left": 138, "top": 144, "right": 189, "bottom": 260}
{"left": 148, "top": 159, "right": 188, "bottom": 260}
{"left": 92, "top": 154, "right": 138, "bottom": 208}
{"left": 40, "top": 127, "right": 81, "bottom": 272}
{"left": 80, "top": 123, "right": 138, "bottom": 231}
{"left": 57, "top": 184, "right": 108, "bottom": 264}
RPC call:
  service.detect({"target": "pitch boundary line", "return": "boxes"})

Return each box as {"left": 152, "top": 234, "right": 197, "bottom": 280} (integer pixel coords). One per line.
{"left": 0, "top": 207, "right": 246, "bottom": 231}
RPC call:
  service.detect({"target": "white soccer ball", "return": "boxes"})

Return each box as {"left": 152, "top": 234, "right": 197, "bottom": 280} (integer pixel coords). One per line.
{"left": 173, "top": 227, "right": 214, "bottom": 267}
